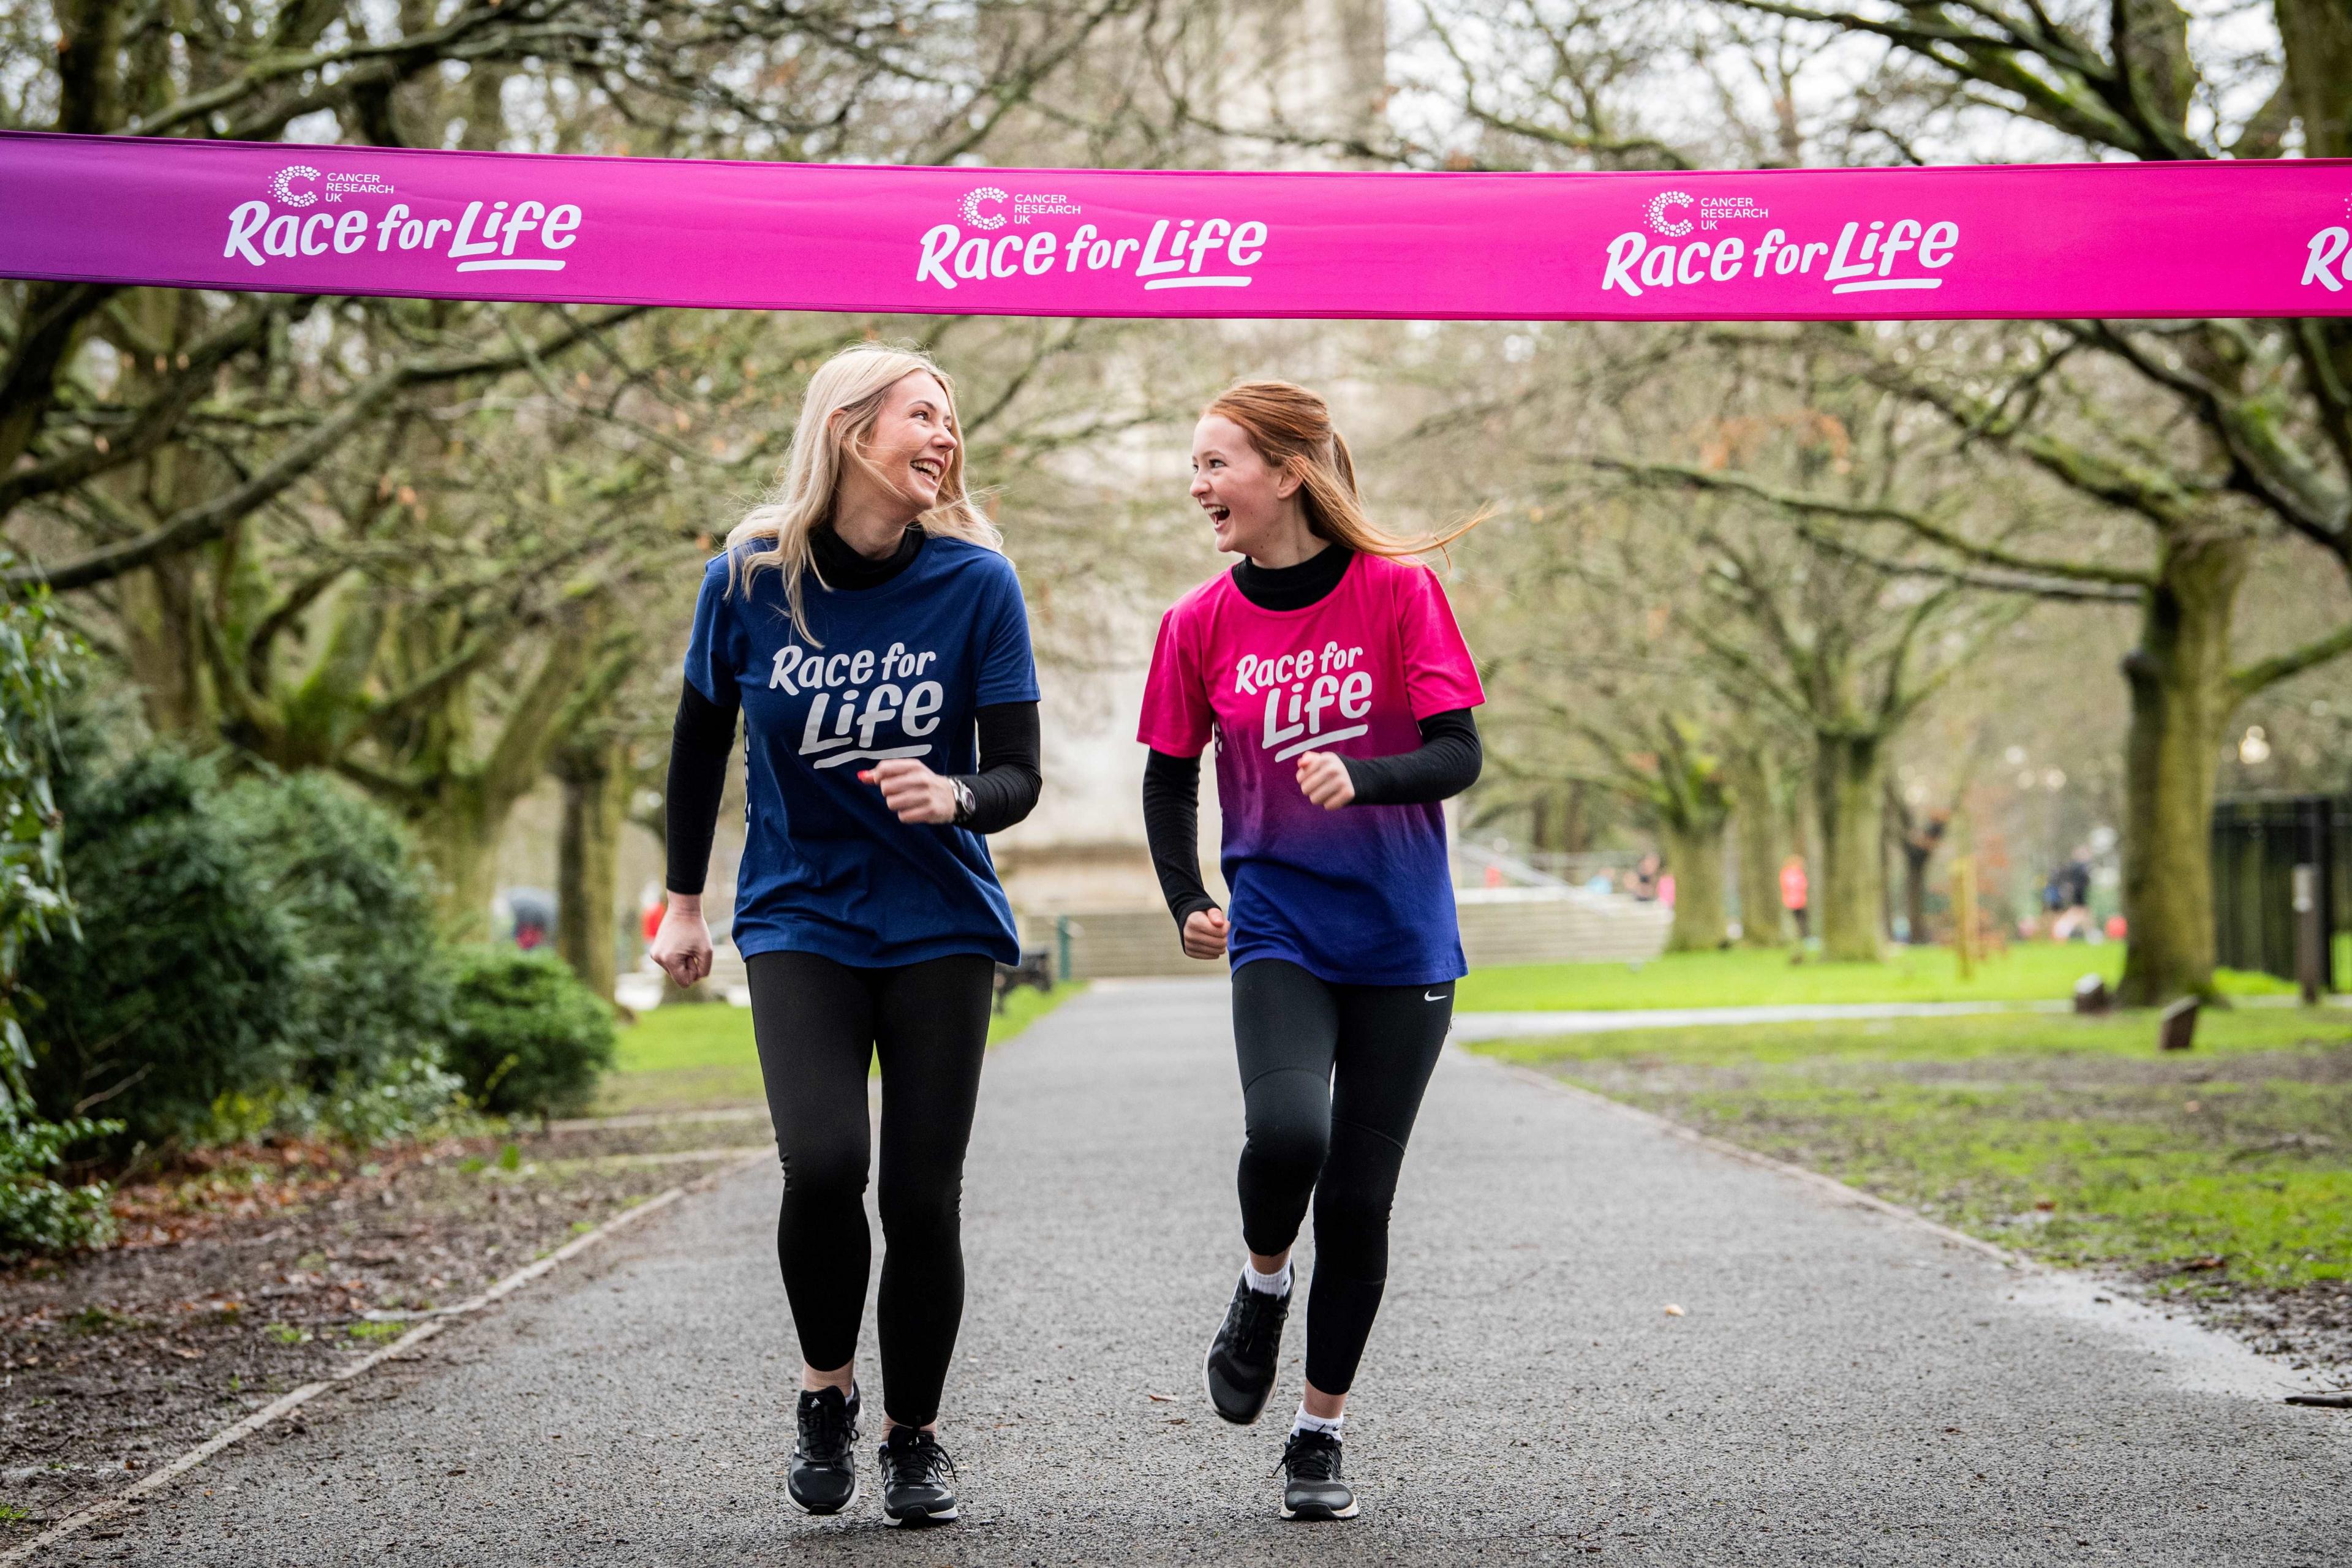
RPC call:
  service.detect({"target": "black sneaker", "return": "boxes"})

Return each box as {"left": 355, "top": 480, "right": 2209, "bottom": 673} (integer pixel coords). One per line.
{"left": 1279, "top": 1428, "right": 1357, "bottom": 1521}
{"left": 787, "top": 1384, "right": 860, "bottom": 1514}
{"left": 1204, "top": 1275, "right": 1291, "bottom": 1424}
{"left": 878, "top": 1426, "right": 959, "bottom": 1526}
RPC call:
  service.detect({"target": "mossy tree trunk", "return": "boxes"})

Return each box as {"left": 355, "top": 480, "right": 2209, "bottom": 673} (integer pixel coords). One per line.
{"left": 2115, "top": 532, "right": 2250, "bottom": 1006}
{"left": 1898, "top": 835, "right": 1934, "bottom": 943}
{"left": 413, "top": 783, "right": 500, "bottom": 943}
{"left": 1575, "top": 714, "right": 1732, "bottom": 951}
{"left": 349, "top": 594, "right": 636, "bottom": 938}
{"left": 1814, "top": 731, "right": 1885, "bottom": 963}
{"left": 1660, "top": 818, "right": 1729, "bottom": 952}
{"left": 554, "top": 734, "right": 625, "bottom": 1002}
{"left": 1725, "top": 745, "right": 1790, "bottom": 946}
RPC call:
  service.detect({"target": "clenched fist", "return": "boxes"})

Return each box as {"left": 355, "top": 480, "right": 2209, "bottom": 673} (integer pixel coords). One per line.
{"left": 861, "top": 758, "right": 959, "bottom": 824}
{"left": 1182, "top": 906, "right": 1231, "bottom": 960}
{"left": 1294, "top": 750, "right": 1355, "bottom": 810}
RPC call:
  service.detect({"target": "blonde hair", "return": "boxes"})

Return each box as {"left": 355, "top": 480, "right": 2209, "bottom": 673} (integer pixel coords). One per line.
{"left": 726, "top": 344, "right": 1001, "bottom": 639}
{"left": 1203, "top": 380, "right": 1483, "bottom": 559}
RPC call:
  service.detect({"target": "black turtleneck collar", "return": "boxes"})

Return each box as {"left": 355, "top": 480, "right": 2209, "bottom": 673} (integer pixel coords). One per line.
{"left": 1232, "top": 542, "right": 1353, "bottom": 612}
{"left": 809, "top": 522, "right": 924, "bottom": 592}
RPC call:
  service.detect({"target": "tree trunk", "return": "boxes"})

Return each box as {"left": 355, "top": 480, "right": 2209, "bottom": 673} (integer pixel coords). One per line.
{"left": 2278, "top": 0, "right": 2352, "bottom": 159}
{"left": 118, "top": 561, "right": 211, "bottom": 736}
{"left": 1901, "top": 841, "right": 1933, "bottom": 944}
{"left": 554, "top": 737, "right": 624, "bottom": 1002}
{"left": 410, "top": 785, "right": 500, "bottom": 940}
{"left": 1725, "top": 747, "right": 1789, "bottom": 946}
{"left": 1814, "top": 733, "right": 1885, "bottom": 962}
{"left": 1880, "top": 824, "right": 1894, "bottom": 941}
{"left": 1660, "top": 818, "right": 1728, "bottom": 952}
{"left": 380, "top": 600, "right": 620, "bottom": 942}
{"left": 1561, "top": 782, "right": 1591, "bottom": 853}
{"left": 2116, "top": 531, "right": 2251, "bottom": 1006}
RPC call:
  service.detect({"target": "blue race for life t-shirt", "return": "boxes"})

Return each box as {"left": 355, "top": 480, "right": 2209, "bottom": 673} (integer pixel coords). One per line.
{"left": 683, "top": 535, "right": 1040, "bottom": 968}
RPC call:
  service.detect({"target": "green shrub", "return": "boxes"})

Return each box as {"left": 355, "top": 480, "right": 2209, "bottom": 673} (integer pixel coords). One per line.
{"left": 18, "top": 742, "right": 472, "bottom": 1150}
{"left": 0, "top": 572, "right": 119, "bottom": 1253}
{"left": 0, "top": 1107, "right": 119, "bottom": 1255}
{"left": 216, "top": 772, "right": 458, "bottom": 1131}
{"left": 0, "top": 575, "right": 75, "bottom": 1039}
{"left": 443, "top": 948, "right": 616, "bottom": 1118}
{"left": 314, "top": 1050, "right": 466, "bottom": 1145}
{"left": 18, "top": 748, "right": 300, "bottom": 1147}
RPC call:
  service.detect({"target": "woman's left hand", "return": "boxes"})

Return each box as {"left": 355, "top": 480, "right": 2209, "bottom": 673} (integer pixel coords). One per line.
{"left": 1294, "top": 750, "right": 1355, "bottom": 811}
{"left": 861, "top": 759, "right": 960, "bottom": 824}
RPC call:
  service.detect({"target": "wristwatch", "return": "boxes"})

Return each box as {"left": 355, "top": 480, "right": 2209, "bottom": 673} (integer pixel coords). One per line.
{"left": 949, "top": 778, "right": 977, "bottom": 823}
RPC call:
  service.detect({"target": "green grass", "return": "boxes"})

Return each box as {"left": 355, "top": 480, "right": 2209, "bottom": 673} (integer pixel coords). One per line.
{"left": 1474, "top": 1004, "right": 2352, "bottom": 1292}
{"left": 597, "top": 981, "right": 1082, "bottom": 1116}
{"left": 1455, "top": 942, "right": 2297, "bottom": 1012}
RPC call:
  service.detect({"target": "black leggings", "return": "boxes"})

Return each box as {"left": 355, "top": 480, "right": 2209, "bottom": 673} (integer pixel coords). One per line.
{"left": 1232, "top": 959, "right": 1452, "bottom": 1396}
{"left": 745, "top": 949, "right": 994, "bottom": 1430}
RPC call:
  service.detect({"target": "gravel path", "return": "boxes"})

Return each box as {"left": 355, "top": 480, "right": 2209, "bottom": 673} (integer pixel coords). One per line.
{"left": 72, "top": 978, "right": 2351, "bottom": 1565}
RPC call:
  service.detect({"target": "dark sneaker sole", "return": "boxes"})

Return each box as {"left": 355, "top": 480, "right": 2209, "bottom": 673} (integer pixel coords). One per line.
{"left": 1203, "top": 1344, "right": 1275, "bottom": 1426}
{"left": 881, "top": 1502, "right": 959, "bottom": 1526}
{"left": 1280, "top": 1497, "right": 1359, "bottom": 1521}
{"left": 788, "top": 1478, "right": 858, "bottom": 1517}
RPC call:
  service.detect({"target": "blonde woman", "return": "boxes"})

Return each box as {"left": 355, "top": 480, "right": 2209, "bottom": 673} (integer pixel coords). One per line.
{"left": 1137, "top": 381, "right": 1483, "bottom": 1521}
{"left": 651, "top": 344, "right": 1041, "bottom": 1526}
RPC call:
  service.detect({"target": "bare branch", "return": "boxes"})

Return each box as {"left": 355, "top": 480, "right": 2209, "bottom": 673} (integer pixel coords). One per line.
{"left": 1585, "top": 453, "right": 2157, "bottom": 587}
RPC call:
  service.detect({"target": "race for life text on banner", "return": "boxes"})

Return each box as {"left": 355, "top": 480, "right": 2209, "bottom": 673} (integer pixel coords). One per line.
{"left": 2, "top": 132, "right": 2350, "bottom": 322}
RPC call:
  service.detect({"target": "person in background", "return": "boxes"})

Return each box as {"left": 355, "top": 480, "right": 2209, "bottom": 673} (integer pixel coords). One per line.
{"left": 1780, "top": 854, "right": 1809, "bottom": 941}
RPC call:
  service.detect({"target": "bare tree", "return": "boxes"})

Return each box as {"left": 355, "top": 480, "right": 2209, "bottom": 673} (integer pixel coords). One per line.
{"left": 1683, "top": 1, "right": 2352, "bottom": 1001}
{"left": 1, "top": 0, "right": 1177, "bottom": 952}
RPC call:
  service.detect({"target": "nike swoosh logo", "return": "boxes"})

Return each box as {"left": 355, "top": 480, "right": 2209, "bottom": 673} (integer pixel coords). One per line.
{"left": 1425, "top": 990, "right": 1449, "bottom": 1001}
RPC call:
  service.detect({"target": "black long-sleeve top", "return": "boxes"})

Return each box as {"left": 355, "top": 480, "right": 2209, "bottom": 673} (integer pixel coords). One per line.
{"left": 1141, "top": 545, "right": 1482, "bottom": 928}
{"left": 662, "top": 524, "right": 1042, "bottom": 895}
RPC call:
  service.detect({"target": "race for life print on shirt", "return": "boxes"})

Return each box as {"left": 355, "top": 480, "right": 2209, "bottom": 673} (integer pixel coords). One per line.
{"left": 1136, "top": 549, "right": 1485, "bottom": 986}
{"left": 684, "top": 535, "right": 1040, "bottom": 968}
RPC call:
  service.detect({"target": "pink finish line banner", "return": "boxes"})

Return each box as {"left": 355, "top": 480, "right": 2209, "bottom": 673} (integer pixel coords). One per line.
{"left": 4, "top": 132, "right": 2351, "bottom": 321}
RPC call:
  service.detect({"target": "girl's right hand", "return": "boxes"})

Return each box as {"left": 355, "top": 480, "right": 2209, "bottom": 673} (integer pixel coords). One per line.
{"left": 649, "top": 897, "right": 715, "bottom": 987}
{"left": 1182, "top": 906, "right": 1230, "bottom": 961}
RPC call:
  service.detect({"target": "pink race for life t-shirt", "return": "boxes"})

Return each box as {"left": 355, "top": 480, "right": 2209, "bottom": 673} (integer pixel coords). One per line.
{"left": 1137, "top": 550, "right": 1485, "bottom": 986}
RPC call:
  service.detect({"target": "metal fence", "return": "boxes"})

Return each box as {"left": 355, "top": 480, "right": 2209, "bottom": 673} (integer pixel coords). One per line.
{"left": 2211, "top": 793, "right": 2348, "bottom": 989}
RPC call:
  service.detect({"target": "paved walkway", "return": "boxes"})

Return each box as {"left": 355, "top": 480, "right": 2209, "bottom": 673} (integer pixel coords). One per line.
{"left": 81, "top": 979, "right": 2349, "bottom": 1565}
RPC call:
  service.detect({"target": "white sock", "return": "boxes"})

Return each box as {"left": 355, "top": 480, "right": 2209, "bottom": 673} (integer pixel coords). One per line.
{"left": 1242, "top": 1259, "right": 1292, "bottom": 1297}
{"left": 1290, "top": 1406, "right": 1343, "bottom": 1438}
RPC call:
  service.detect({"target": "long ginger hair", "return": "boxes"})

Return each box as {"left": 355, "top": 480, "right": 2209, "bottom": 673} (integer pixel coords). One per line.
{"left": 1202, "top": 380, "right": 1483, "bottom": 559}
{"left": 726, "top": 344, "right": 1000, "bottom": 640}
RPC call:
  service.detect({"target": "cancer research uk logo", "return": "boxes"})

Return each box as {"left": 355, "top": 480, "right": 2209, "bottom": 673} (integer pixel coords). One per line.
{"left": 916, "top": 187, "right": 1267, "bottom": 293}
{"left": 222, "top": 167, "right": 582, "bottom": 274}
{"left": 1608, "top": 187, "right": 1959, "bottom": 299}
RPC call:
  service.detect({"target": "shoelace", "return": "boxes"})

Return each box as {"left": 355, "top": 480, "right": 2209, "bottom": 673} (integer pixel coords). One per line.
{"left": 797, "top": 1393, "right": 856, "bottom": 1463}
{"left": 886, "top": 1432, "right": 958, "bottom": 1488}
{"left": 1280, "top": 1430, "right": 1342, "bottom": 1482}
{"left": 1231, "top": 1287, "right": 1284, "bottom": 1361}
